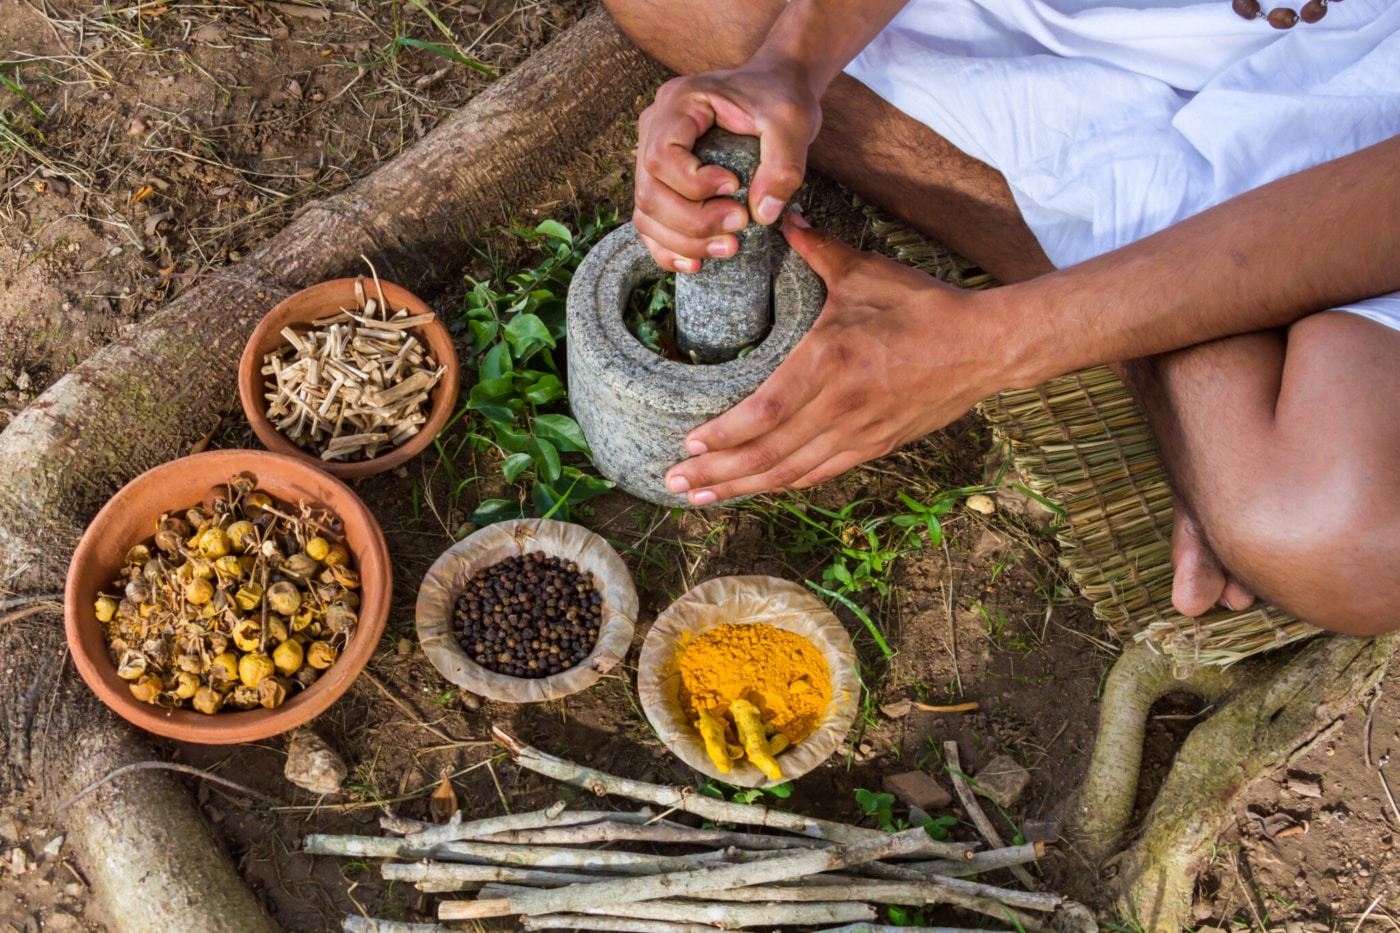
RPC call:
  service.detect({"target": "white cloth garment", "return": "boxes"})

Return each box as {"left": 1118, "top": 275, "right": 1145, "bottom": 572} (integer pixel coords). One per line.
{"left": 844, "top": 0, "right": 1400, "bottom": 331}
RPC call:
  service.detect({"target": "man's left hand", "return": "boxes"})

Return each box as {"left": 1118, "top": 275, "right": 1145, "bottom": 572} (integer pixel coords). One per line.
{"left": 665, "top": 213, "right": 1008, "bottom": 505}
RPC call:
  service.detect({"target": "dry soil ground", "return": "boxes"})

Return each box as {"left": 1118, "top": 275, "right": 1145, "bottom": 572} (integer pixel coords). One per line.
{"left": 2, "top": 1, "right": 1398, "bottom": 931}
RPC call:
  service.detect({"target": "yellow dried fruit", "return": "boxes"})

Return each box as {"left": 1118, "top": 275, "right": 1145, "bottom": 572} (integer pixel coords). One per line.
{"left": 173, "top": 671, "right": 200, "bottom": 699}
{"left": 258, "top": 676, "right": 288, "bottom": 710}
{"left": 305, "top": 536, "right": 330, "bottom": 561}
{"left": 273, "top": 638, "right": 304, "bottom": 677}
{"left": 209, "top": 651, "right": 239, "bottom": 689}
{"left": 129, "top": 673, "right": 163, "bottom": 703}
{"left": 291, "top": 608, "right": 317, "bottom": 632}
{"left": 214, "top": 555, "right": 243, "bottom": 581}
{"left": 226, "top": 520, "right": 257, "bottom": 550}
{"left": 234, "top": 582, "right": 263, "bottom": 611}
{"left": 198, "top": 527, "right": 231, "bottom": 559}
{"left": 94, "top": 596, "right": 118, "bottom": 623}
{"left": 265, "top": 616, "right": 290, "bottom": 645}
{"left": 116, "top": 650, "right": 147, "bottom": 680}
{"left": 322, "top": 542, "right": 349, "bottom": 567}
{"left": 282, "top": 553, "right": 319, "bottom": 580}
{"left": 184, "top": 577, "right": 214, "bottom": 606}
{"left": 238, "top": 652, "right": 275, "bottom": 688}
{"left": 328, "top": 565, "right": 360, "bottom": 589}
{"left": 306, "top": 641, "right": 337, "bottom": 670}
{"left": 125, "top": 544, "right": 152, "bottom": 566}
{"left": 229, "top": 685, "right": 261, "bottom": 709}
{"left": 192, "top": 686, "right": 223, "bottom": 715}
{"left": 266, "top": 580, "right": 302, "bottom": 616}
{"left": 231, "top": 621, "right": 262, "bottom": 653}
{"left": 245, "top": 492, "right": 274, "bottom": 514}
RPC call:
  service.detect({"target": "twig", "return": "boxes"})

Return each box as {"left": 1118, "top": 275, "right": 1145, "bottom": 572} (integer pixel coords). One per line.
{"left": 403, "top": 806, "right": 650, "bottom": 848}
{"left": 582, "top": 877, "right": 1062, "bottom": 913}
{"left": 1353, "top": 896, "right": 1385, "bottom": 933}
{"left": 439, "top": 826, "right": 967, "bottom": 919}
{"left": 1379, "top": 757, "right": 1400, "bottom": 828}
{"left": 521, "top": 918, "right": 716, "bottom": 933}
{"left": 55, "top": 761, "right": 285, "bottom": 813}
{"left": 307, "top": 834, "right": 774, "bottom": 872}
{"left": 902, "top": 842, "right": 1043, "bottom": 877}
{"left": 0, "top": 593, "right": 61, "bottom": 612}
{"left": 495, "top": 726, "right": 895, "bottom": 845}
{"left": 361, "top": 670, "right": 461, "bottom": 745}
{"left": 474, "top": 819, "right": 829, "bottom": 850}
{"left": 343, "top": 919, "right": 451, "bottom": 933}
{"left": 1364, "top": 683, "right": 1382, "bottom": 768}
{"left": 818, "top": 927, "right": 1011, "bottom": 933}
{"left": 383, "top": 862, "right": 608, "bottom": 890}
{"left": 943, "top": 742, "right": 1037, "bottom": 890}
{"left": 912, "top": 701, "right": 980, "bottom": 714}
{"left": 0, "top": 605, "right": 53, "bottom": 627}
{"left": 480, "top": 887, "right": 876, "bottom": 927}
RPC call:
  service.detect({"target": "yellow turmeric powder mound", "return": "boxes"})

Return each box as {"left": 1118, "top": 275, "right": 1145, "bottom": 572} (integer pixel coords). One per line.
{"left": 678, "top": 623, "right": 831, "bottom": 745}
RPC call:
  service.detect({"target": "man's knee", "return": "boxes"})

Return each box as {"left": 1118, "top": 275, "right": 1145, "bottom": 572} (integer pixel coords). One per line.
{"left": 1205, "top": 481, "right": 1400, "bottom": 636}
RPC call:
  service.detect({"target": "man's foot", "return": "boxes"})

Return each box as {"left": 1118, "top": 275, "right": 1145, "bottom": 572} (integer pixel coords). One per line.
{"left": 1170, "top": 505, "right": 1256, "bottom": 617}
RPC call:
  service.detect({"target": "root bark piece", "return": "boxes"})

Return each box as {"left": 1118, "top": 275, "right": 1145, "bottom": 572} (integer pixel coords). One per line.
{"left": 1066, "top": 641, "right": 1241, "bottom": 862}
{"left": 0, "top": 11, "right": 666, "bottom": 933}
{"left": 1113, "top": 632, "right": 1395, "bottom": 932}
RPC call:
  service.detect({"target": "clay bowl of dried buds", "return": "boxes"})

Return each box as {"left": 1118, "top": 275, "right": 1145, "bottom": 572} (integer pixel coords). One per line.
{"left": 64, "top": 449, "right": 391, "bottom": 744}
{"left": 416, "top": 518, "right": 638, "bottom": 703}
{"left": 238, "top": 275, "right": 460, "bottom": 479}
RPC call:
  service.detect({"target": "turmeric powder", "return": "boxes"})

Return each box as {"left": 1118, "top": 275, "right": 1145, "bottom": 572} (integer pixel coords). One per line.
{"left": 677, "top": 623, "right": 832, "bottom": 752}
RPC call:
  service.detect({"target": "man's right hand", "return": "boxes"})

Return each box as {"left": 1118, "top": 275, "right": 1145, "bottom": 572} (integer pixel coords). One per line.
{"left": 633, "top": 61, "right": 822, "bottom": 272}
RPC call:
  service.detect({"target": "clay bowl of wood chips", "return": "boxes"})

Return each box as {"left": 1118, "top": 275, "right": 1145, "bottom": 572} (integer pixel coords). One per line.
{"left": 238, "top": 276, "right": 460, "bottom": 479}
{"left": 64, "top": 449, "right": 391, "bottom": 744}
{"left": 416, "top": 518, "right": 638, "bottom": 703}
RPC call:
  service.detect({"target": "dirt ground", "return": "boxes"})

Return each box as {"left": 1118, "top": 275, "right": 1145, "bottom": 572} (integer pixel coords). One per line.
{"left": 2, "top": 1, "right": 1398, "bottom": 931}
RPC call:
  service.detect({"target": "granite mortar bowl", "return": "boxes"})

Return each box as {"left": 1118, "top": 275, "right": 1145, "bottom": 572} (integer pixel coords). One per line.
{"left": 238, "top": 278, "right": 460, "bottom": 479}
{"left": 416, "top": 518, "right": 638, "bottom": 704}
{"left": 65, "top": 449, "right": 392, "bottom": 744}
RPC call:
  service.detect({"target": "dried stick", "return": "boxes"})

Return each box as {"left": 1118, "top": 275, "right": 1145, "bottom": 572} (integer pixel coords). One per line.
{"left": 495, "top": 727, "right": 894, "bottom": 845}
{"left": 55, "top": 761, "right": 284, "bottom": 813}
{"left": 603, "top": 877, "right": 1060, "bottom": 912}
{"left": 902, "top": 842, "right": 1044, "bottom": 877}
{"left": 474, "top": 819, "right": 828, "bottom": 850}
{"left": 943, "top": 742, "right": 1037, "bottom": 890}
{"left": 481, "top": 886, "right": 875, "bottom": 927}
{"left": 818, "top": 927, "right": 1007, "bottom": 933}
{"left": 382, "top": 862, "right": 605, "bottom": 890}
{"left": 521, "top": 918, "right": 716, "bottom": 933}
{"left": 342, "top": 919, "right": 450, "bottom": 933}
{"left": 403, "top": 806, "right": 653, "bottom": 847}
{"left": 306, "top": 834, "right": 762, "bottom": 873}
{"left": 439, "top": 826, "right": 962, "bottom": 920}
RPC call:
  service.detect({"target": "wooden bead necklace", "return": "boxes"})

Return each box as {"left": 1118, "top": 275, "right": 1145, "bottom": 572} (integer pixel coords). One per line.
{"left": 1232, "top": 0, "right": 1338, "bottom": 28}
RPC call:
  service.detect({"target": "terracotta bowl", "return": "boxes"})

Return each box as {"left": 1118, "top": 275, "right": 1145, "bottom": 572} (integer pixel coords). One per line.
{"left": 237, "top": 278, "right": 460, "bottom": 479}
{"left": 65, "top": 449, "right": 391, "bottom": 744}
{"left": 416, "top": 519, "right": 638, "bottom": 703}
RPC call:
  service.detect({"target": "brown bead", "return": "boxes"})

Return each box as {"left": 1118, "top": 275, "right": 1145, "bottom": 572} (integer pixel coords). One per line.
{"left": 1232, "top": 0, "right": 1262, "bottom": 18}
{"left": 1300, "top": 0, "right": 1327, "bottom": 21}
{"left": 1267, "top": 6, "right": 1299, "bottom": 26}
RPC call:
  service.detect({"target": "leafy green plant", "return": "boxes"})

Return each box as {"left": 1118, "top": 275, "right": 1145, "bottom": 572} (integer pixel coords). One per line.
{"left": 699, "top": 778, "right": 794, "bottom": 804}
{"left": 855, "top": 787, "right": 957, "bottom": 840}
{"left": 458, "top": 215, "right": 617, "bottom": 524}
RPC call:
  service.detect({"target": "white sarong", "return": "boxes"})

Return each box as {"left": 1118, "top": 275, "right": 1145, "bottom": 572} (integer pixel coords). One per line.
{"left": 844, "top": 0, "right": 1400, "bottom": 331}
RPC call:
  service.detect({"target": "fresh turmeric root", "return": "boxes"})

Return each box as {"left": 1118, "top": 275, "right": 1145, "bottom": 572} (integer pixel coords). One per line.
{"left": 730, "top": 698, "right": 783, "bottom": 780}
{"left": 694, "top": 707, "right": 734, "bottom": 774}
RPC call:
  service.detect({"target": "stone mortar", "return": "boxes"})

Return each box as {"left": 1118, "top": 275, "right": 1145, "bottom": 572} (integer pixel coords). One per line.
{"left": 567, "top": 222, "right": 824, "bottom": 506}
{"left": 673, "top": 129, "right": 773, "bottom": 363}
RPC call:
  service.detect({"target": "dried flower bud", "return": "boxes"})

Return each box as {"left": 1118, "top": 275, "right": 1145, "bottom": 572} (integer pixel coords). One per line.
{"left": 234, "top": 583, "right": 264, "bottom": 612}
{"left": 328, "top": 565, "right": 360, "bottom": 589}
{"left": 305, "top": 536, "right": 330, "bottom": 561}
{"left": 125, "top": 578, "right": 152, "bottom": 604}
{"left": 173, "top": 671, "right": 200, "bottom": 699}
{"left": 229, "top": 685, "right": 261, "bottom": 710}
{"left": 125, "top": 544, "right": 152, "bottom": 567}
{"left": 259, "top": 676, "right": 289, "bottom": 710}
{"left": 266, "top": 581, "right": 303, "bottom": 616}
{"left": 245, "top": 492, "right": 274, "bottom": 515}
{"left": 321, "top": 543, "right": 349, "bottom": 567}
{"left": 273, "top": 638, "right": 305, "bottom": 676}
{"left": 192, "top": 686, "right": 223, "bottom": 715}
{"left": 226, "top": 521, "right": 257, "bottom": 551}
{"left": 198, "top": 527, "right": 231, "bottom": 559}
{"left": 95, "top": 596, "right": 119, "bottom": 624}
{"left": 239, "top": 652, "right": 275, "bottom": 688}
{"left": 306, "top": 641, "right": 338, "bottom": 670}
{"left": 184, "top": 577, "right": 214, "bottom": 606}
{"left": 129, "top": 673, "right": 163, "bottom": 703}
{"left": 116, "top": 650, "right": 148, "bottom": 680}
{"left": 324, "top": 601, "right": 358, "bottom": 634}
{"left": 209, "top": 651, "right": 240, "bottom": 689}
{"left": 232, "top": 621, "right": 262, "bottom": 653}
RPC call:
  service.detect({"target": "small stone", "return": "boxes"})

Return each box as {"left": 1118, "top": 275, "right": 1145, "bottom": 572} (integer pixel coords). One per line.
{"left": 46, "top": 912, "right": 79, "bottom": 932}
{"left": 0, "top": 818, "right": 24, "bottom": 845}
{"left": 1194, "top": 905, "right": 1216, "bottom": 922}
{"left": 284, "top": 728, "right": 347, "bottom": 795}
{"left": 126, "top": 117, "right": 148, "bottom": 136}
{"left": 461, "top": 692, "right": 482, "bottom": 711}
{"left": 880, "top": 698, "right": 913, "bottom": 719}
{"left": 965, "top": 493, "right": 996, "bottom": 515}
{"left": 973, "top": 754, "right": 1031, "bottom": 809}
{"left": 1285, "top": 922, "right": 1305, "bottom": 933}
{"left": 40, "top": 835, "right": 63, "bottom": 859}
{"left": 396, "top": 637, "right": 412, "bottom": 657}
{"left": 63, "top": 882, "right": 85, "bottom": 898}
{"left": 1285, "top": 775, "right": 1323, "bottom": 798}
{"left": 882, "top": 771, "right": 954, "bottom": 811}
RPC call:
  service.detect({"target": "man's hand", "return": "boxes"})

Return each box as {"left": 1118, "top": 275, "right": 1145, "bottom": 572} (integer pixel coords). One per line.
{"left": 634, "top": 61, "right": 822, "bottom": 273}
{"left": 664, "top": 214, "right": 1008, "bottom": 505}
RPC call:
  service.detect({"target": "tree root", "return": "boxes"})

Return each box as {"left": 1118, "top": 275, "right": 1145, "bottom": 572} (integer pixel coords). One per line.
{"left": 0, "top": 10, "right": 666, "bottom": 933}
{"left": 1068, "top": 634, "right": 1396, "bottom": 932}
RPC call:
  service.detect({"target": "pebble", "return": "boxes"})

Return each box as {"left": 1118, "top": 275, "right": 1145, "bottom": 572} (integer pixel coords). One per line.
{"left": 40, "top": 835, "right": 63, "bottom": 859}
{"left": 0, "top": 818, "right": 24, "bottom": 845}
{"left": 284, "top": 728, "right": 347, "bottom": 795}
{"left": 973, "top": 754, "right": 1031, "bottom": 809}
{"left": 882, "top": 771, "right": 953, "bottom": 811}
{"left": 965, "top": 493, "right": 996, "bottom": 515}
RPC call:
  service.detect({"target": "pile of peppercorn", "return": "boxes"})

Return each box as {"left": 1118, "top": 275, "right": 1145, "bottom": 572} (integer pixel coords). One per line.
{"left": 452, "top": 552, "right": 603, "bottom": 678}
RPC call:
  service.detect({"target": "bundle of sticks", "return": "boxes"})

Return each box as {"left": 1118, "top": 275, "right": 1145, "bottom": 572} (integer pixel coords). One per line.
{"left": 313, "top": 728, "right": 1096, "bottom": 933}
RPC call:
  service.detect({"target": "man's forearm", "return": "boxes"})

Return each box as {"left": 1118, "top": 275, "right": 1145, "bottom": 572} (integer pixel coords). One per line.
{"left": 993, "top": 134, "right": 1400, "bottom": 391}
{"left": 747, "top": 0, "right": 911, "bottom": 98}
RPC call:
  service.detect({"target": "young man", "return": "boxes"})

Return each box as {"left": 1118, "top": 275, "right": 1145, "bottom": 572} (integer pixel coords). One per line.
{"left": 604, "top": 0, "right": 1400, "bottom": 635}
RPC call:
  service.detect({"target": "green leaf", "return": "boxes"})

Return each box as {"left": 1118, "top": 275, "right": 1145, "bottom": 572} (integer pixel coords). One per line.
{"left": 470, "top": 498, "right": 525, "bottom": 525}
{"left": 523, "top": 373, "right": 566, "bottom": 405}
{"left": 531, "top": 483, "right": 558, "bottom": 517}
{"left": 732, "top": 789, "right": 763, "bottom": 804}
{"left": 527, "top": 436, "right": 561, "bottom": 484}
{"left": 534, "top": 218, "right": 572, "bottom": 244}
{"left": 533, "top": 414, "right": 590, "bottom": 454}
{"left": 765, "top": 782, "right": 794, "bottom": 799}
{"left": 504, "top": 313, "right": 556, "bottom": 361}
{"left": 388, "top": 36, "right": 498, "bottom": 78}
{"left": 854, "top": 788, "right": 880, "bottom": 815}
{"left": 491, "top": 423, "right": 531, "bottom": 454}
{"left": 479, "top": 341, "right": 513, "bottom": 381}
{"left": 501, "top": 452, "right": 534, "bottom": 483}
{"left": 925, "top": 514, "right": 943, "bottom": 547}
{"left": 469, "top": 375, "right": 517, "bottom": 404}
{"left": 467, "top": 318, "right": 499, "bottom": 354}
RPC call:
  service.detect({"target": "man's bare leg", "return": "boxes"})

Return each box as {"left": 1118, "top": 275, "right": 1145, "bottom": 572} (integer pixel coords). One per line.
{"left": 604, "top": 0, "right": 1400, "bottom": 635}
